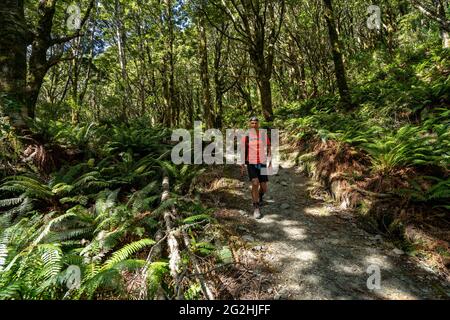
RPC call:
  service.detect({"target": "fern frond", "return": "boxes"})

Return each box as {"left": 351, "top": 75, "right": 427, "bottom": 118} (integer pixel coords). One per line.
{"left": 33, "top": 212, "right": 77, "bottom": 245}
{"left": 0, "top": 197, "right": 24, "bottom": 208}
{"left": 103, "top": 239, "right": 155, "bottom": 270}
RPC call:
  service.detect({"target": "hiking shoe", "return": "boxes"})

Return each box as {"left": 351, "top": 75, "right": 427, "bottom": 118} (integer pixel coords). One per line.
{"left": 253, "top": 207, "right": 262, "bottom": 219}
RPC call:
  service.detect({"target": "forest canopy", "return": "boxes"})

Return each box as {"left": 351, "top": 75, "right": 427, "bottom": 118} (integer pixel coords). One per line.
{"left": 0, "top": 0, "right": 449, "bottom": 300}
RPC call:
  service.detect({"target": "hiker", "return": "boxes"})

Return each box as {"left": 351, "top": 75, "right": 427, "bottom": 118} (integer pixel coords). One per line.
{"left": 240, "top": 116, "right": 272, "bottom": 219}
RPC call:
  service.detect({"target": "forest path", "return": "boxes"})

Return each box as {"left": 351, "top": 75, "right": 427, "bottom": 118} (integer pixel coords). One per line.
{"left": 204, "top": 147, "right": 450, "bottom": 300}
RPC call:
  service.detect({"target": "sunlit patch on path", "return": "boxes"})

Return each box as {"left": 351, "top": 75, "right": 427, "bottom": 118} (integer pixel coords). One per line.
{"left": 205, "top": 156, "right": 450, "bottom": 300}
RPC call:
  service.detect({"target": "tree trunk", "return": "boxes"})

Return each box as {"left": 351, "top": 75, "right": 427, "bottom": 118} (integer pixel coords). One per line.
{"left": 214, "top": 88, "right": 224, "bottom": 128}
{"left": 218, "top": 0, "right": 284, "bottom": 122}
{"left": 213, "top": 58, "right": 224, "bottom": 129}
{"left": 115, "top": 0, "right": 131, "bottom": 121}
{"left": 249, "top": 38, "right": 275, "bottom": 122}
{"left": 162, "top": 0, "right": 176, "bottom": 127}
{"left": 161, "top": 61, "right": 171, "bottom": 126}
{"left": 437, "top": 0, "right": 450, "bottom": 48}
{"left": 185, "top": 78, "right": 194, "bottom": 128}
{"left": 70, "top": 37, "right": 84, "bottom": 124}
{"left": 322, "top": 0, "right": 353, "bottom": 110}
{"left": 198, "top": 15, "right": 214, "bottom": 128}
{"left": 299, "top": 61, "right": 308, "bottom": 99}
{"left": 26, "top": 0, "right": 60, "bottom": 120}
{"left": 237, "top": 83, "right": 253, "bottom": 113}
{"left": 258, "top": 75, "right": 273, "bottom": 122}
{"left": 2, "top": 0, "right": 94, "bottom": 130}
{"left": 249, "top": 48, "right": 274, "bottom": 122}
{"left": 0, "top": 0, "right": 29, "bottom": 130}
{"left": 411, "top": 0, "right": 450, "bottom": 48}
{"left": 168, "top": 0, "right": 176, "bottom": 127}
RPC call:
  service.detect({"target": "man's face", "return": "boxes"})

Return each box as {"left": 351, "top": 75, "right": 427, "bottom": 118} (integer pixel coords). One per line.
{"left": 250, "top": 120, "right": 259, "bottom": 129}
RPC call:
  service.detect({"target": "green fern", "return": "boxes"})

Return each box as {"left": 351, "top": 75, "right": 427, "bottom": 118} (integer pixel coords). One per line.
{"left": 146, "top": 261, "right": 169, "bottom": 299}
{"left": 102, "top": 239, "right": 155, "bottom": 270}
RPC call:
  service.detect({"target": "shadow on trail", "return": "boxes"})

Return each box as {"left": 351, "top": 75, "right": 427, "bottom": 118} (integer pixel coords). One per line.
{"left": 201, "top": 163, "right": 450, "bottom": 300}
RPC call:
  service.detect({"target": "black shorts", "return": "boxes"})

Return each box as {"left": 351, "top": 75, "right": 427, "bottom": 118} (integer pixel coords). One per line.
{"left": 247, "top": 164, "right": 269, "bottom": 182}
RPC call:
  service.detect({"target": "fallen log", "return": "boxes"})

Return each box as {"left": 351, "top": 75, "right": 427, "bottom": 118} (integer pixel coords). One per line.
{"left": 139, "top": 175, "right": 182, "bottom": 300}
{"left": 161, "top": 176, "right": 183, "bottom": 298}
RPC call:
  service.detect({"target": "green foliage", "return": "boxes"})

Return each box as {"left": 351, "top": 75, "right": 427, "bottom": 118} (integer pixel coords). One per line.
{"left": 396, "top": 176, "right": 450, "bottom": 205}
{"left": 280, "top": 43, "right": 449, "bottom": 208}
{"left": 3, "top": 0, "right": 448, "bottom": 300}
{"left": 216, "top": 246, "right": 233, "bottom": 264}
{"left": 362, "top": 125, "right": 443, "bottom": 174}
{"left": 192, "top": 241, "right": 216, "bottom": 257}
{"left": 182, "top": 214, "right": 213, "bottom": 225}
{"left": 0, "top": 122, "right": 210, "bottom": 300}
{"left": 103, "top": 239, "right": 155, "bottom": 269}
{"left": 146, "top": 261, "right": 169, "bottom": 299}
{"left": 184, "top": 282, "right": 202, "bottom": 300}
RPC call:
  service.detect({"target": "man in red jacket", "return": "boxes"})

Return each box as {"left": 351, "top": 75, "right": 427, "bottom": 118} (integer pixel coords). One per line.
{"left": 240, "top": 116, "right": 272, "bottom": 219}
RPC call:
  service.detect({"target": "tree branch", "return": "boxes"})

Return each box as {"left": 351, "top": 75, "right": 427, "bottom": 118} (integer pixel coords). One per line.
{"left": 50, "top": 0, "right": 96, "bottom": 45}
{"left": 411, "top": 0, "right": 450, "bottom": 32}
{"left": 199, "top": 3, "right": 248, "bottom": 45}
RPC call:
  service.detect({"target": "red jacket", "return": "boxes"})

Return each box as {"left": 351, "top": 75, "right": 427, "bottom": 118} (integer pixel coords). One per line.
{"left": 241, "top": 129, "right": 271, "bottom": 165}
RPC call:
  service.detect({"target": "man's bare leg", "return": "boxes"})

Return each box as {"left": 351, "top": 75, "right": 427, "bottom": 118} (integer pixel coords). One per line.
{"left": 251, "top": 178, "right": 262, "bottom": 219}
{"left": 259, "top": 181, "right": 268, "bottom": 194}
{"left": 251, "top": 178, "right": 260, "bottom": 203}
{"left": 259, "top": 182, "right": 268, "bottom": 203}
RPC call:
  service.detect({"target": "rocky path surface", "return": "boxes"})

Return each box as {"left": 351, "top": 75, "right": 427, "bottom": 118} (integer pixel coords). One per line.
{"left": 206, "top": 155, "right": 450, "bottom": 300}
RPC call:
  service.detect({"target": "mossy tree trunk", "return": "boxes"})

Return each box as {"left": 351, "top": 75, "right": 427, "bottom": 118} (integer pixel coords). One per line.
{"left": 1, "top": 0, "right": 94, "bottom": 131}
{"left": 323, "top": 0, "right": 354, "bottom": 110}
{"left": 0, "top": 0, "right": 30, "bottom": 130}
{"left": 198, "top": 14, "right": 214, "bottom": 129}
